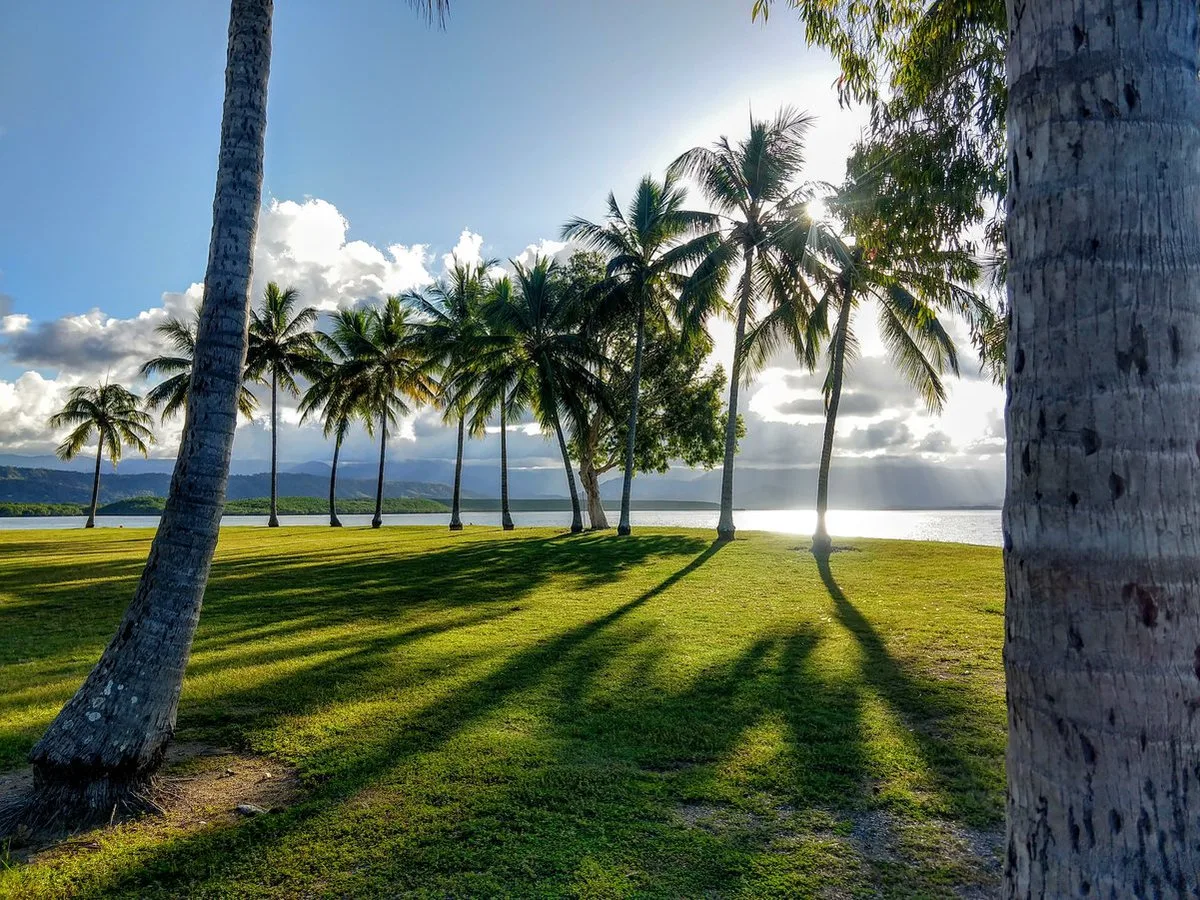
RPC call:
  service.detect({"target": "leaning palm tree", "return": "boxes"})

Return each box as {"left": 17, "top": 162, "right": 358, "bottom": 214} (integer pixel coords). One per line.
{"left": 139, "top": 310, "right": 259, "bottom": 422}
{"left": 300, "top": 309, "right": 374, "bottom": 527}
{"left": 563, "top": 174, "right": 724, "bottom": 536}
{"left": 13, "top": 0, "right": 450, "bottom": 830}
{"left": 487, "top": 257, "right": 609, "bottom": 534}
{"left": 48, "top": 382, "right": 156, "bottom": 528}
{"left": 346, "top": 297, "right": 438, "bottom": 528}
{"left": 406, "top": 257, "right": 494, "bottom": 531}
{"left": 670, "top": 107, "right": 823, "bottom": 542}
{"left": 246, "top": 282, "right": 322, "bottom": 527}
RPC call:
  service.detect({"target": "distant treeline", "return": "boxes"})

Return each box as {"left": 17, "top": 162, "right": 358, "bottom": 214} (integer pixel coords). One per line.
{"left": 0, "top": 496, "right": 449, "bottom": 517}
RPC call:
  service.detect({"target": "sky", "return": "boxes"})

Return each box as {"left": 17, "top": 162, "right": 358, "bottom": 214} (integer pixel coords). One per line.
{"left": 0, "top": 0, "right": 1006, "bottom": 503}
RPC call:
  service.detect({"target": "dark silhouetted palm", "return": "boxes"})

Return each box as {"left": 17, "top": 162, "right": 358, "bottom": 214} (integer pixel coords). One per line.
{"left": 140, "top": 311, "right": 258, "bottom": 422}
{"left": 407, "top": 257, "right": 494, "bottom": 531}
{"left": 247, "top": 282, "right": 322, "bottom": 527}
{"left": 671, "top": 107, "right": 825, "bottom": 541}
{"left": 49, "top": 382, "right": 155, "bottom": 528}
{"left": 563, "top": 174, "right": 724, "bottom": 536}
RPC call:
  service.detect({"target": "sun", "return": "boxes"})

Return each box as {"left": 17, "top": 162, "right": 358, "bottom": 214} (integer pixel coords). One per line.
{"left": 806, "top": 198, "right": 828, "bottom": 222}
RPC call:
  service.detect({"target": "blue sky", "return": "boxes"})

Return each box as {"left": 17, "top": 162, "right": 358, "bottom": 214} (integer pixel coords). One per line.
{"left": 0, "top": 0, "right": 1005, "bottom": 493}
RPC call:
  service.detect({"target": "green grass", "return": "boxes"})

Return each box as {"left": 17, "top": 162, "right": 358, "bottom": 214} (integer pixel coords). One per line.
{"left": 0, "top": 527, "right": 1005, "bottom": 898}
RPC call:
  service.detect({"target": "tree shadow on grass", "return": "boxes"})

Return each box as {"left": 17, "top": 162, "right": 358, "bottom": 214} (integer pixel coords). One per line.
{"left": 813, "top": 551, "right": 1004, "bottom": 827}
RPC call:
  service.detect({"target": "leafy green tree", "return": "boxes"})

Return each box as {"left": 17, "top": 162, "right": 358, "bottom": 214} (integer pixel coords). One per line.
{"left": 300, "top": 309, "right": 374, "bottom": 527}
{"left": 671, "top": 107, "right": 824, "bottom": 541}
{"left": 407, "top": 258, "right": 494, "bottom": 531}
{"left": 342, "top": 297, "right": 438, "bottom": 529}
{"left": 48, "top": 383, "right": 156, "bottom": 529}
{"left": 139, "top": 310, "right": 259, "bottom": 422}
{"left": 557, "top": 251, "right": 732, "bottom": 528}
{"left": 17, "top": 0, "right": 450, "bottom": 831}
{"left": 563, "top": 174, "right": 724, "bottom": 535}
{"left": 484, "top": 257, "right": 608, "bottom": 533}
{"left": 246, "top": 282, "right": 323, "bottom": 527}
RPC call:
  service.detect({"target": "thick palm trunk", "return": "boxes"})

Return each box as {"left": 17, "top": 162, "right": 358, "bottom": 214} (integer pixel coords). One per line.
{"left": 552, "top": 415, "right": 583, "bottom": 534}
{"left": 85, "top": 440, "right": 102, "bottom": 529}
{"left": 500, "top": 404, "right": 514, "bottom": 530}
{"left": 372, "top": 415, "right": 387, "bottom": 529}
{"left": 812, "top": 285, "right": 853, "bottom": 556}
{"left": 616, "top": 296, "right": 646, "bottom": 536}
{"left": 328, "top": 436, "right": 342, "bottom": 527}
{"left": 14, "top": 0, "right": 273, "bottom": 830}
{"left": 449, "top": 416, "right": 465, "bottom": 531}
{"left": 716, "top": 245, "right": 754, "bottom": 541}
{"left": 1002, "top": 1, "right": 1200, "bottom": 893}
{"left": 267, "top": 371, "right": 279, "bottom": 527}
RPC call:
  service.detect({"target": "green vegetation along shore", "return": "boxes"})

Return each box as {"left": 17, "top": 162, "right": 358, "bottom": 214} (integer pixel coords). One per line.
{"left": 0, "top": 527, "right": 1005, "bottom": 897}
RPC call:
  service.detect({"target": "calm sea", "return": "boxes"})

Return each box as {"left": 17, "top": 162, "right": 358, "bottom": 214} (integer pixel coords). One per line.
{"left": 0, "top": 508, "right": 1003, "bottom": 547}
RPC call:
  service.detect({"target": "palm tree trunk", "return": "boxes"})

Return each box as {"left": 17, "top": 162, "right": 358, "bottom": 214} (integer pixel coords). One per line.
{"left": 716, "top": 245, "right": 754, "bottom": 541}
{"left": 1002, "top": 1, "right": 1200, "bottom": 893}
{"left": 500, "top": 404, "right": 514, "bottom": 530}
{"left": 15, "top": 0, "right": 273, "bottom": 831}
{"left": 267, "top": 371, "right": 279, "bottom": 527}
{"left": 616, "top": 295, "right": 646, "bottom": 536}
{"left": 552, "top": 414, "right": 583, "bottom": 534}
{"left": 449, "top": 416, "right": 465, "bottom": 531}
{"left": 328, "top": 436, "right": 342, "bottom": 528}
{"left": 372, "top": 414, "right": 387, "bottom": 529}
{"left": 85, "top": 439, "right": 102, "bottom": 529}
{"left": 813, "top": 282, "right": 853, "bottom": 556}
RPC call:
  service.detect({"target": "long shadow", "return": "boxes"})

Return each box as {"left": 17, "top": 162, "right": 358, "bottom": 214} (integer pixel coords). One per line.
{"left": 26, "top": 541, "right": 730, "bottom": 897}
{"left": 814, "top": 551, "right": 1004, "bottom": 827}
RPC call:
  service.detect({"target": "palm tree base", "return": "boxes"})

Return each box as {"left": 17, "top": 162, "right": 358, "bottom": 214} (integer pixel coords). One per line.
{"left": 330, "top": 517, "right": 343, "bottom": 528}
{"left": 267, "top": 516, "right": 280, "bottom": 528}
{"left": 0, "top": 762, "right": 156, "bottom": 838}
{"left": 501, "top": 517, "right": 515, "bottom": 531}
{"left": 715, "top": 528, "right": 735, "bottom": 543}
{"left": 570, "top": 523, "right": 584, "bottom": 534}
{"left": 811, "top": 532, "right": 833, "bottom": 556}
{"left": 616, "top": 524, "right": 631, "bottom": 536}
{"left": 84, "top": 519, "right": 96, "bottom": 529}
{"left": 371, "top": 517, "right": 383, "bottom": 529}
{"left": 449, "top": 521, "right": 464, "bottom": 532}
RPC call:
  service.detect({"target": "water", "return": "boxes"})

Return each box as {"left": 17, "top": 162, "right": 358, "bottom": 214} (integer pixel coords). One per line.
{"left": 0, "top": 508, "right": 1002, "bottom": 546}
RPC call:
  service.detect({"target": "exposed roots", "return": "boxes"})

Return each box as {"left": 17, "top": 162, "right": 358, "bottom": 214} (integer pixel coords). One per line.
{"left": 0, "top": 768, "right": 159, "bottom": 842}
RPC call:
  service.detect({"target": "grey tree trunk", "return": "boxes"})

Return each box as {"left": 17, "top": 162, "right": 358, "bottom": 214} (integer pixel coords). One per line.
{"left": 812, "top": 284, "right": 853, "bottom": 556}
{"left": 15, "top": 0, "right": 273, "bottom": 830}
{"left": 328, "top": 436, "right": 342, "bottom": 527}
{"left": 267, "top": 370, "right": 279, "bottom": 527}
{"left": 581, "top": 415, "right": 610, "bottom": 530}
{"left": 716, "top": 245, "right": 754, "bottom": 541}
{"left": 500, "top": 404, "right": 514, "bottom": 530}
{"left": 616, "top": 295, "right": 646, "bottom": 536}
{"left": 552, "top": 415, "right": 583, "bottom": 534}
{"left": 449, "top": 416, "right": 464, "bottom": 531}
{"left": 85, "top": 439, "right": 102, "bottom": 529}
{"left": 372, "top": 414, "right": 387, "bottom": 529}
{"left": 1003, "top": 0, "right": 1200, "bottom": 894}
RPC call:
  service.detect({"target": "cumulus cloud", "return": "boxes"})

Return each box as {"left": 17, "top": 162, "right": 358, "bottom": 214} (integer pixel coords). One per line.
{"left": 773, "top": 391, "right": 882, "bottom": 418}
{"left": 0, "top": 371, "right": 74, "bottom": 450}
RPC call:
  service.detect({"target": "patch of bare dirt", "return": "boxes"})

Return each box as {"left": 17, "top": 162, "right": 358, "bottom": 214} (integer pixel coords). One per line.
{"left": 1, "top": 742, "right": 299, "bottom": 865}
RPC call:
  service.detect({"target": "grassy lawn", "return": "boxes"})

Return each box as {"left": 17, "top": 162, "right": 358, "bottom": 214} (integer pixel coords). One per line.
{"left": 0, "top": 527, "right": 1005, "bottom": 898}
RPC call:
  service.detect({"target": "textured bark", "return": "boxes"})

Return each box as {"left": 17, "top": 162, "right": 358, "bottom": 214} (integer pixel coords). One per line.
{"left": 616, "top": 295, "right": 646, "bottom": 536}
{"left": 553, "top": 415, "right": 583, "bottom": 534}
{"left": 85, "top": 440, "right": 102, "bottom": 529}
{"left": 580, "top": 460, "right": 609, "bottom": 531}
{"left": 372, "top": 414, "right": 387, "bottom": 529}
{"left": 15, "top": 0, "right": 273, "bottom": 830}
{"left": 716, "top": 245, "right": 754, "bottom": 541}
{"left": 449, "top": 416, "right": 464, "bottom": 531}
{"left": 1003, "top": 1, "right": 1200, "bottom": 894}
{"left": 500, "top": 405, "right": 514, "bottom": 530}
{"left": 813, "top": 284, "right": 853, "bottom": 556}
{"left": 328, "top": 437, "right": 342, "bottom": 528}
{"left": 267, "top": 371, "right": 279, "bottom": 527}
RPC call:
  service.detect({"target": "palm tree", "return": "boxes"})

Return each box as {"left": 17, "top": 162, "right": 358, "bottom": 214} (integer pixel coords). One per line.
{"left": 670, "top": 107, "right": 822, "bottom": 542}
{"left": 1002, "top": 0, "right": 1200, "bottom": 890}
{"left": 486, "top": 257, "right": 608, "bottom": 533}
{"left": 407, "top": 258, "right": 494, "bottom": 531}
{"left": 345, "top": 297, "right": 437, "bottom": 528}
{"left": 300, "top": 309, "right": 373, "bottom": 527}
{"left": 246, "top": 282, "right": 322, "bottom": 527}
{"left": 48, "top": 383, "right": 156, "bottom": 528}
{"left": 140, "top": 310, "right": 259, "bottom": 422}
{"left": 16, "top": 0, "right": 450, "bottom": 830}
{"left": 563, "top": 174, "right": 724, "bottom": 536}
